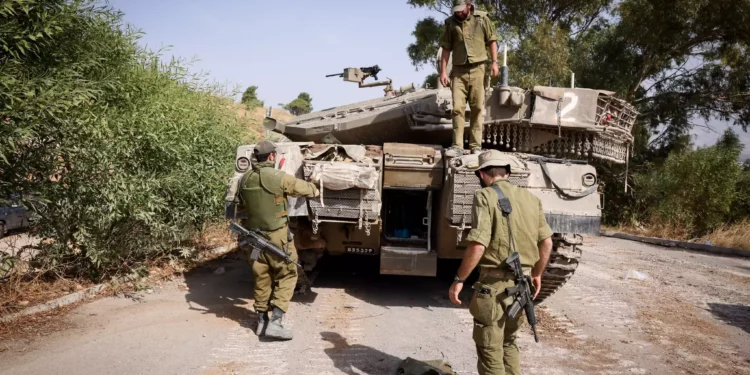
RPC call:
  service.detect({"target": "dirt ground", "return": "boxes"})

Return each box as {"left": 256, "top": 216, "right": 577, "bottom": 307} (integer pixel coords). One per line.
{"left": 0, "top": 235, "right": 749, "bottom": 375}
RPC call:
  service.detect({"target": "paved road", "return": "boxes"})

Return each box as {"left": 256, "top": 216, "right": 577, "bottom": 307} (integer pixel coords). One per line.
{"left": 0, "top": 232, "right": 38, "bottom": 259}
{"left": 1, "top": 235, "right": 749, "bottom": 375}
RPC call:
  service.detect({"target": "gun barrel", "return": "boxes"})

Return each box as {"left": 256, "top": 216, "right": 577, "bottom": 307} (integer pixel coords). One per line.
{"left": 524, "top": 287, "right": 540, "bottom": 343}
{"left": 326, "top": 73, "right": 343, "bottom": 77}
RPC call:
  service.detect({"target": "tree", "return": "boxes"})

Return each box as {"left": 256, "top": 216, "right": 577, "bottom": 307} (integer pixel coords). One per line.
{"left": 241, "top": 85, "right": 264, "bottom": 109}
{"left": 407, "top": 17, "right": 444, "bottom": 70}
{"left": 407, "top": 0, "right": 750, "bottom": 153}
{"left": 715, "top": 128, "right": 745, "bottom": 155}
{"left": 283, "top": 92, "right": 313, "bottom": 116}
{"left": 423, "top": 73, "right": 439, "bottom": 88}
{"left": 0, "top": 0, "right": 246, "bottom": 278}
{"left": 297, "top": 92, "right": 312, "bottom": 104}
{"left": 407, "top": 0, "right": 750, "bottom": 229}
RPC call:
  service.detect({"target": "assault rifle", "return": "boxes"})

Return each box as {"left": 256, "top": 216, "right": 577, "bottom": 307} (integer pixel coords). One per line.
{"left": 504, "top": 251, "right": 540, "bottom": 343}
{"left": 228, "top": 221, "right": 302, "bottom": 268}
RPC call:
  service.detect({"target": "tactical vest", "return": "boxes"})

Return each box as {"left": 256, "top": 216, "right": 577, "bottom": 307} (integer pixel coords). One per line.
{"left": 240, "top": 166, "right": 288, "bottom": 231}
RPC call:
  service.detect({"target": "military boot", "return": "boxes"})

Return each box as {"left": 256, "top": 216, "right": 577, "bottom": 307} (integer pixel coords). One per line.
{"left": 255, "top": 311, "right": 269, "bottom": 337}
{"left": 264, "top": 306, "right": 293, "bottom": 341}
{"left": 444, "top": 146, "right": 465, "bottom": 158}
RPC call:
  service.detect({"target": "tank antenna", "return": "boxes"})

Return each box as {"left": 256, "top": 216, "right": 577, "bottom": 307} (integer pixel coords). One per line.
{"left": 498, "top": 43, "right": 512, "bottom": 105}
{"left": 500, "top": 43, "right": 509, "bottom": 87}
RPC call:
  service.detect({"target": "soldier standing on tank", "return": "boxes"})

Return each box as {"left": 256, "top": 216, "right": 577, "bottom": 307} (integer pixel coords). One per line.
{"left": 448, "top": 150, "right": 553, "bottom": 375}
{"left": 440, "top": 0, "right": 499, "bottom": 156}
{"left": 239, "top": 140, "right": 320, "bottom": 340}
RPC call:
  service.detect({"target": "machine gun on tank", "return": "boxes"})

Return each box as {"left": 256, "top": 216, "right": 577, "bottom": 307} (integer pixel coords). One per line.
{"left": 326, "top": 65, "right": 393, "bottom": 93}
{"left": 326, "top": 65, "right": 381, "bottom": 80}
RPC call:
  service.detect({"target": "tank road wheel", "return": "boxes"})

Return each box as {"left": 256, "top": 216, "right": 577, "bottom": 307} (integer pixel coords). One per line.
{"left": 534, "top": 234, "right": 583, "bottom": 304}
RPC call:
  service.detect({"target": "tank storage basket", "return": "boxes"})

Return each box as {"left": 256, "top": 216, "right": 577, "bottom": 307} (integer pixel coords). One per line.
{"left": 302, "top": 145, "right": 383, "bottom": 235}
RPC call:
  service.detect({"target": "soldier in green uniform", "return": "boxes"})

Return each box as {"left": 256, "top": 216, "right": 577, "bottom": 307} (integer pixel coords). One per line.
{"left": 239, "top": 140, "right": 320, "bottom": 340}
{"left": 440, "top": 0, "right": 499, "bottom": 155}
{"left": 448, "top": 150, "right": 553, "bottom": 375}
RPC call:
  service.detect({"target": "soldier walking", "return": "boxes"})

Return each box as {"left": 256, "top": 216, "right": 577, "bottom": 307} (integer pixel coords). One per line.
{"left": 440, "top": 0, "right": 499, "bottom": 155}
{"left": 239, "top": 140, "right": 320, "bottom": 340}
{"left": 448, "top": 150, "right": 553, "bottom": 375}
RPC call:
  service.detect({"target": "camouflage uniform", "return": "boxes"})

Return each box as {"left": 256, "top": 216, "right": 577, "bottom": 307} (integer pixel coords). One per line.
{"left": 441, "top": 1, "right": 498, "bottom": 151}
{"left": 239, "top": 141, "right": 319, "bottom": 339}
{"left": 466, "top": 150, "right": 553, "bottom": 375}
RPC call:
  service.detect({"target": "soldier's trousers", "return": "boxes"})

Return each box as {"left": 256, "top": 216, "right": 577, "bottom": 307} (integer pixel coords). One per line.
{"left": 469, "top": 275, "right": 523, "bottom": 375}
{"left": 249, "top": 226, "right": 298, "bottom": 313}
{"left": 451, "top": 63, "right": 486, "bottom": 151}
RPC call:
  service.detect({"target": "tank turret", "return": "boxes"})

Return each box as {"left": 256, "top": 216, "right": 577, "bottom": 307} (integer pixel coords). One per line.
{"left": 266, "top": 49, "right": 636, "bottom": 164}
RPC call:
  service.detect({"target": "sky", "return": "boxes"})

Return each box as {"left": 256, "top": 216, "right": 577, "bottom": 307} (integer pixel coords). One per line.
{"left": 107, "top": 0, "right": 749, "bottom": 161}
{"left": 691, "top": 120, "right": 750, "bottom": 161}
{"left": 107, "top": 0, "right": 441, "bottom": 110}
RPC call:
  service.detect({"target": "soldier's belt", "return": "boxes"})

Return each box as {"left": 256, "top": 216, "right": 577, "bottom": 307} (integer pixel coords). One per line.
{"left": 453, "top": 61, "right": 487, "bottom": 69}
{"left": 480, "top": 268, "right": 514, "bottom": 279}
{"left": 482, "top": 268, "right": 532, "bottom": 279}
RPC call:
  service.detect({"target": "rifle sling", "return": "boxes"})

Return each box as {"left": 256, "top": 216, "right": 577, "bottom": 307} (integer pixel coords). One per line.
{"left": 490, "top": 185, "right": 517, "bottom": 256}
{"left": 490, "top": 186, "right": 540, "bottom": 342}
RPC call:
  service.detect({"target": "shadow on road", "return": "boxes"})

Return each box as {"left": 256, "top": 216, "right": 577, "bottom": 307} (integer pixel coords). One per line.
{"left": 708, "top": 303, "right": 750, "bottom": 335}
{"left": 182, "top": 250, "right": 319, "bottom": 329}
{"left": 312, "top": 254, "right": 476, "bottom": 310}
{"left": 182, "top": 251, "right": 256, "bottom": 328}
{"left": 182, "top": 251, "right": 475, "bottom": 328}
{"left": 322, "top": 331, "right": 402, "bottom": 375}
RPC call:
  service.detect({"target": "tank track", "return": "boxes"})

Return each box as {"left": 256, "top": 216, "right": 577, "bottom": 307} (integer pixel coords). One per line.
{"left": 534, "top": 234, "right": 583, "bottom": 304}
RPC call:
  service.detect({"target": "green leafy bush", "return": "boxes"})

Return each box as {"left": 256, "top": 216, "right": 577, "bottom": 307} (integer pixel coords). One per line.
{"left": 634, "top": 145, "right": 742, "bottom": 235}
{"left": 730, "top": 164, "right": 750, "bottom": 222}
{"left": 0, "top": 0, "right": 246, "bottom": 279}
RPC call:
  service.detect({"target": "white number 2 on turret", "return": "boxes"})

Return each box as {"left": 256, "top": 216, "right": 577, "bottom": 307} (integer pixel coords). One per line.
{"left": 560, "top": 92, "right": 578, "bottom": 122}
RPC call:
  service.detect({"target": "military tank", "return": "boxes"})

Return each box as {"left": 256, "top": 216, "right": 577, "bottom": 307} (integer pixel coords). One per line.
{"left": 225, "top": 48, "right": 637, "bottom": 303}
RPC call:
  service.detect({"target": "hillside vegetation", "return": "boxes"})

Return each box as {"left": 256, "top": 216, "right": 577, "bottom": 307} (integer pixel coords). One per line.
{"left": 232, "top": 105, "right": 292, "bottom": 140}
{"left": 0, "top": 0, "right": 248, "bottom": 281}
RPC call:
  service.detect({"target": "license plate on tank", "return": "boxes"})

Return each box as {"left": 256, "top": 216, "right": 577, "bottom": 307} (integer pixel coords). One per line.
{"left": 345, "top": 247, "right": 376, "bottom": 255}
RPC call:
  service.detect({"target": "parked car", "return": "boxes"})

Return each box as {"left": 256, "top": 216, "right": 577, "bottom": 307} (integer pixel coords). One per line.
{"left": 0, "top": 194, "right": 38, "bottom": 239}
